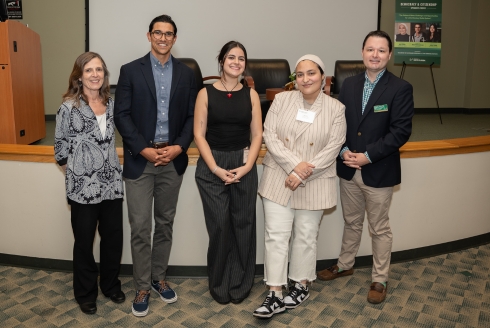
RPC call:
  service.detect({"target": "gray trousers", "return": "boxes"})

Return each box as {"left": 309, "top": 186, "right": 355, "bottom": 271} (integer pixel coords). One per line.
{"left": 125, "top": 161, "right": 183, "bottom": 290}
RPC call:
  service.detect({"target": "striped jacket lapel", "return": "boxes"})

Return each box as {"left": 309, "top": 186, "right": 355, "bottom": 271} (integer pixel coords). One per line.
{"left": 294, "top": 92, "right": 324, "bottom": 143}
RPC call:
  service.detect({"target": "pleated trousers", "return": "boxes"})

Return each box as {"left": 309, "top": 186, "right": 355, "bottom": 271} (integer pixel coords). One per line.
{"left": 70, "top": 198, "right": 123, "bottom": 304}
{"left": 195, "top": 149, "right": 257, "bottom": 303}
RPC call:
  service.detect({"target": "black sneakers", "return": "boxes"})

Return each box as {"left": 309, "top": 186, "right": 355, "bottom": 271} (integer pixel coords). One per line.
{"left": 253, "top": 291, "right": 286, "bottom": 318}
{"left": 284, "top": 282, "right": 309, "bottom": 309}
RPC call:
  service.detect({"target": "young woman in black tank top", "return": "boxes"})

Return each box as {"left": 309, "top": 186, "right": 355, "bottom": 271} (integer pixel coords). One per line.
{"left": 193, "top": 41, "right": 263, "bottom": 304}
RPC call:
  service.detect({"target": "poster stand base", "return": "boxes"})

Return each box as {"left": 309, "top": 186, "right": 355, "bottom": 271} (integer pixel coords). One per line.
{"left": 400, "top": 61, "right": 442, "bottom": 124}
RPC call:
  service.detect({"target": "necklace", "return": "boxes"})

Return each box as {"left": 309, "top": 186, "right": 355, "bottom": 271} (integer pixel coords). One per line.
{"left": 220, "top": 80, "right": 239, "bottom": 98}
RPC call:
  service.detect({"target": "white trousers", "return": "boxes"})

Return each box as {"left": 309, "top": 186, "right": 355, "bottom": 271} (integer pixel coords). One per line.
{"left": 263, "top": 198, "right": 323, "bottom": 286}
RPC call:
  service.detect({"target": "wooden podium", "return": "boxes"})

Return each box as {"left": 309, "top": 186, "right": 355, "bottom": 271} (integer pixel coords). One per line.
{"left": 0, "top": 20, "right": 45, "bottom": 144}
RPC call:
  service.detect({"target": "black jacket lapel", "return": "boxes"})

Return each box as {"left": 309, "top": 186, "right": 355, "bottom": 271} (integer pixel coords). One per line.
{"left": 170, "top": 56, "right": 181, "bottom": 102}
{"left": 140, "top": 53, "right": 157, "bottom": 102}
{"left": 354, "top": 74, "right": 364, "bottom": 123}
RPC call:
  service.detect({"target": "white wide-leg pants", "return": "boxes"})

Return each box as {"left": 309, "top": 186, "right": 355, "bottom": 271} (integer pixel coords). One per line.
{"left": 263, "top": 198, "right": 323, "bottom": 286}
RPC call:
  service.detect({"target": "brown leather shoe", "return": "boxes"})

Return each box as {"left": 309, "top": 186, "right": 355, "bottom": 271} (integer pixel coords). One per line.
{"left": 367, "top": 282, "right": 387, "bottom": 304}
{"left": 317, "top": 265, "right": 354, "bottom": 281}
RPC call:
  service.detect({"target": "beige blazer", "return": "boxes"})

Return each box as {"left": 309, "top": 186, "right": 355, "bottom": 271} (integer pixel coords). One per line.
{"left": 258, "top": 90, "right": 346, "bottom": 210}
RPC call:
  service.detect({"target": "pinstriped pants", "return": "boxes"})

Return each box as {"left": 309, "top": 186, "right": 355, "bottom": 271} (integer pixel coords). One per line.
{"left": 195, "top": 149, "right": 257, "bottom": 303}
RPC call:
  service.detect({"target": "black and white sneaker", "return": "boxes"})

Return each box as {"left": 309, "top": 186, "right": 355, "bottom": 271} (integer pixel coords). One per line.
{"left": 253, "top": 291, "right": 286, "bottom": 318}
{"left": 284, "top": 282, "right": 309, "bottom": 309}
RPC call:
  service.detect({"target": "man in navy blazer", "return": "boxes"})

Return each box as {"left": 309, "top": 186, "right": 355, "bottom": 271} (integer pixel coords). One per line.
{"left": 114, "top": 14, "right": 197, "bottom": 317}
{"left": 317, "top": 31, "right": 414, "bottom": 304}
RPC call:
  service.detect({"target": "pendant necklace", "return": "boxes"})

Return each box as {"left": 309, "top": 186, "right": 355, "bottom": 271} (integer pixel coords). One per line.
{"left": 220, "top": 79, "right": 239, "bottom": 98}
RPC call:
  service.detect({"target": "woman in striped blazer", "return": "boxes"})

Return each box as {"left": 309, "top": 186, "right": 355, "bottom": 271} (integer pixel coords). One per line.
{"left": 253, "top": 55, "right": 346, "bottom": 318}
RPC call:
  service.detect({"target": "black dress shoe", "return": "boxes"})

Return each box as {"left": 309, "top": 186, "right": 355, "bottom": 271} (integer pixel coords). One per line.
{"left": 79, "top": 301, "right": 97, "bottom": 314}
{"left": 231, "top": 298, "right": 244, "bottom": 304}
{"left": 109, "top": 290, "right": 126, "bottom": 304}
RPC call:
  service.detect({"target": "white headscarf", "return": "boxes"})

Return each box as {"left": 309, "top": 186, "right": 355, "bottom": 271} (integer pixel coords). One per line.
{"left": 398, "top": 23, "right": 408, "bottom": 34}
{"left": 295, "top": 54, "right": 326, "bottom": 89}
{"left": 295, "top": 54, "right": 325, "bottom": 73}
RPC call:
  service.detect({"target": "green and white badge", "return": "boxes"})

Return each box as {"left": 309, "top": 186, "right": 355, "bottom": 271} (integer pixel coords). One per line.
{"left": 373, "top": 104, "right": 388, "bottom": 113}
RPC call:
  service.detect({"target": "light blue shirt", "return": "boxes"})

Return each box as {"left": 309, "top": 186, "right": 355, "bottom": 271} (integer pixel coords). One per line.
{"left": 150, "top": 52, "right": 173, "bottom": 143}
{"left": 362, "top": 69, "right": 385, "bottom": 114}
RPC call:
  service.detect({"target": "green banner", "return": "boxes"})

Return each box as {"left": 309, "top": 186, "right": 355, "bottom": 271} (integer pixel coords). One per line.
{"left": 394, "top": 1, "right": 442, "bottom": 65}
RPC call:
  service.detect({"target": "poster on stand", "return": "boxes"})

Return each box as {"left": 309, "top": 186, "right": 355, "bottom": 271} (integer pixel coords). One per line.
{"left": 394, "top": 1, "right": 442, "bottom": 65}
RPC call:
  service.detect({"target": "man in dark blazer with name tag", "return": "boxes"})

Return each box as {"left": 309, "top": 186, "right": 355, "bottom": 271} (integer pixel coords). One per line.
{"left": 317, "top": 31, "right": 414, "bottom": 304}
{"left": 114, "top": 14, "right": 197, "bottom": 317}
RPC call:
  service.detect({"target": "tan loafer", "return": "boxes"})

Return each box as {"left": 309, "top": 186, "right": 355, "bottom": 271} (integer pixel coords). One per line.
{"left": 367, "top": 282, "right": 387, "bottom": 304}
{"left": 317, "top": 265, "right": 354, "bottom": 281}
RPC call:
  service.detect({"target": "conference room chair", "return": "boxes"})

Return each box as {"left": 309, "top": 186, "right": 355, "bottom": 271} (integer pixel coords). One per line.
{"left": 324, "top": 60, "right": 365, "bottom": 98}
{"left": 178, "top": 57, "right": 255, "bottom": 92}
{"left": 245, "top": 59, "right": 291, "bottom": 123}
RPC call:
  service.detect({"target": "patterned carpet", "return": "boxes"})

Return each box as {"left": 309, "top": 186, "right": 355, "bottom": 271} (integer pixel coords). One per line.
{"left": 1, "top": 244, "right": 489, "bottom": 327}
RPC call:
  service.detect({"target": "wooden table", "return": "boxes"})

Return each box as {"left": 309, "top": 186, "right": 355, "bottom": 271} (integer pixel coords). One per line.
{"left": 265, "top": 88, "right": 285, "bottom": 103}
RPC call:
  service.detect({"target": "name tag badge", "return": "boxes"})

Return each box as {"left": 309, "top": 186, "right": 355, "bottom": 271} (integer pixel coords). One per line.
{"left": 243, "top": 146, "right": 249, "bottom": 164}
{"left": 374, "top": 104, "right": 388, "bottom": 113}
{"left": 296, "top": 109, "right": 316, "bottom": 123}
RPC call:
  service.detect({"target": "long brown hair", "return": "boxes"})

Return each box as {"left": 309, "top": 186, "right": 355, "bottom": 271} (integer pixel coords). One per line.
{"left": 63, "top": 52, "right": 110, "bottom": 107}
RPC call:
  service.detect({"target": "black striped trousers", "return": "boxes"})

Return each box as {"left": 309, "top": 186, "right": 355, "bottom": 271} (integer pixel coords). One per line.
{"left": 195, "top": 149, "right": 257, "bottom": 303}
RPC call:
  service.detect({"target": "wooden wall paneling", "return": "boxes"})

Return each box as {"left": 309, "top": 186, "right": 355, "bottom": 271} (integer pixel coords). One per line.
{"left": 0, "top": 23, "right": 9, "bottom": 63}
{"left": 0, "top": 23, "right": 16, "bottom": 144}
{"left": 8, "top": 20, "right": 46, "bottom": 144}
{"left": 29, "top": 30, "right": 46, "bottom": 142}
{"left": 1, "top": 136, "right": 490, "bottom": 164}
{"left": 0, "top": 64, "right": 16, "bottom": 144}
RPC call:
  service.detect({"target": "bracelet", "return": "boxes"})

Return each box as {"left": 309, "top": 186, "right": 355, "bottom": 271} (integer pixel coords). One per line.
{"left": 212, "top": 166, "right": 219, "bottom": 174}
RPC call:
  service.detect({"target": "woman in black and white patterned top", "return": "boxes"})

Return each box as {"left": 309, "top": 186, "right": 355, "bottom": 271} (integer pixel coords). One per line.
{"left": 54, "top": 52, "right": 125, "bottom": 315}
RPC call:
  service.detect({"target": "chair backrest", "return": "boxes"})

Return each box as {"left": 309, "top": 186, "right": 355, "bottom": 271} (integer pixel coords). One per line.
{"left": 178, "top": 58, "right": 204, "bottom": 90}
{"left": 245, "top": 59, "right": 291, "bottom": 94}
{"left": 333, "top": 60, "right": 366, "bottom": 95}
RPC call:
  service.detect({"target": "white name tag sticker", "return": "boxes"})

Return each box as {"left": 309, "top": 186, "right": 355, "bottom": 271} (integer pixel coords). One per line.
{"left": 243, "top": 147, "right": 249, "bottom": 164}
{"left": 296, "top": 109, "right": 316, "bottom": 123}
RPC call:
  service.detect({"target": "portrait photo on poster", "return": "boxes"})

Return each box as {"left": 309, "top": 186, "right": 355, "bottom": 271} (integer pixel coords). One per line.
{"left": 410, "top": 22, "right": 426, "bottom": 42}
{"left": 425, "top": 22, "right": 442, "bottom": 43}
{"left": 395, "top": 22, "right": 410, "bottom": 42}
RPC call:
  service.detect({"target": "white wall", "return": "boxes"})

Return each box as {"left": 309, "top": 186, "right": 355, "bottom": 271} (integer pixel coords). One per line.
{"left": 89, "top": 0, "right": 379, "bottom": 84}
{"left": 17, "top": 0, "right": 490, "bottom": 116}
{"left": 1, "top": 152, "right": 489, "bottom": 265}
